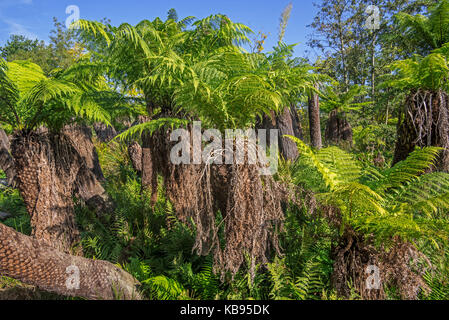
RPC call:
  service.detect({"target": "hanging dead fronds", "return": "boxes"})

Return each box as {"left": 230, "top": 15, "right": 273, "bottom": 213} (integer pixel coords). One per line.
{"left": 394, "top": 89, "right": 449, "bottom": 171}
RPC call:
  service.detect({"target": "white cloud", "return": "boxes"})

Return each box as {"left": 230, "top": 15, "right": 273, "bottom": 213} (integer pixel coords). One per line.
{"left": 2, "top": 19, "right": 38, "bottom": 39}
{"left": 0, "top": 0, "right": 37, "bottom": 40}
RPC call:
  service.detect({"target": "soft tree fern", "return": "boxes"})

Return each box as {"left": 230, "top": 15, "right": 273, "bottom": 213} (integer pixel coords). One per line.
{"left": 287, "top": 135, "right": 449, "bottom": 248}
{"left": 0, "top": 58, "right": 111, "bottom": 131}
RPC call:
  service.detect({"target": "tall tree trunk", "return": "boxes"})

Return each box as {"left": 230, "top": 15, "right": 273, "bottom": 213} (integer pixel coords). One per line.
{"left": 277, "top": 106, "right": 300, "bottom": 161}
{"left": 0, "top": 223, "right": 141, "bottom": 300}
{"left": 308, "top": 90, "right": 322, "bottom": 149}
{"left": 141, "top": 132, "right": 158, "bottom": 205}
{"left": 11, "top": 131, "right": 84, "bottom": 253}
{"left": 393, "top": 89, "right": 449, "bottom": 171}
{"left": 64, "top": 124, "right": 104, "bottom": 182}
{"left": 0, "top": 129, "right": 16, "bottom": 187}
{"left": 257, "top": 105, "right": 302, "bottom": 161}
{"left": 290, "top": 104, "right": 303, "bottom": 140}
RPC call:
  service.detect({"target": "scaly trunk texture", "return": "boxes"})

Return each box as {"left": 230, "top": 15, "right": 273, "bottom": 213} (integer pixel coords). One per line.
{"left": 11, "top": 131, "right": 83, "bottom": 253}
{"left": 141, "top": 131, "right": 158, "bottom": 205}
{"left": 393, "top": 89, "right": 449, "bottom": 171}
{"left": 308, "top": 90, "right": 322, "bottom": 149}
{"left": 64, "top": 124, "right": 105, "bottom": 182}
{"left": 325, "top": 110, "right": 353, "bottom": 146}
{"left": 0, "top": 129, "right": 16, "bottom": 187}
{"left": 0, "top": 223, "right": 141, "bottom": 300}
{"left": 277, "top": 106, "right": 301, "bottom": 161}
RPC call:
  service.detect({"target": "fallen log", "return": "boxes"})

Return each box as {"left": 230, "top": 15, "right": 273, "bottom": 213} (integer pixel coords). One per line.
{"left": 0, "top": 223, "right": 141, "bottom": 300}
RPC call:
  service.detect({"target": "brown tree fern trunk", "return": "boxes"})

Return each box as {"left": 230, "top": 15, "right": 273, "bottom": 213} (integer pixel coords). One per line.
{"left": 331, "top": 229, "right": 428, "bottom": 300}
{"left": 11, "top": 131, "right": 83, "bottom": 253}
{"left": 325, "top": 110, "right": 353, "bottom": 146}
{"left": 308, "top": 90, "right": 322, "bottom": 149}
{"left": 64, "top": 124, "right": 104, "bottom": 182}
{"left": 63, "top": 124, "right": 112, "bottom": 213}
{"left": 0, "top": 223, "right": 141, "bottom": 300}
{"left": 277, "top": 106, "right": 300, "bottom": 161}
{"left": 93, "top": 122, "right": 117, "bottom": 143}
{"left": 141, "top": 132, "right": 158, "bottom": 205}
{"left": 257, "top": 106, "right": 302, "bottom": 161}
{"left": 128, "top": 141, "right": 142, "bottom": 174}
{"left": 393, "top": 89, "right": 449, "bottom": 171}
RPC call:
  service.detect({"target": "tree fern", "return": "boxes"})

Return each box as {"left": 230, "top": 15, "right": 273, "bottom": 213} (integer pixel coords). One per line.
{"left": 288, "top": 138, "right": 449, "bottom": 247}
{"left": 0, "top": 59, "right": 114, "bottom": 131}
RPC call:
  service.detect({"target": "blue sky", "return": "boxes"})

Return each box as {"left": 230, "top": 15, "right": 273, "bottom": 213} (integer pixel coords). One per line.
{"left": 0, "top": 0, "right": 320, "bottom": 59}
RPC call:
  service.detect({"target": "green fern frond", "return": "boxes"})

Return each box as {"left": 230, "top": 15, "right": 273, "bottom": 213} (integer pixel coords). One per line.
{"left": 373, "top": 147, "right": 442, "bottom": 192}
{"left": 143, "top": 275, "right": 187, "bottom": 300}
{"left": 115, "top": 118, "right": 189, "bottom": 142}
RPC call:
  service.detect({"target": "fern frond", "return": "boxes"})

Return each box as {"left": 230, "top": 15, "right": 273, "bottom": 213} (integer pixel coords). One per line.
{"left": 372, "top": 147, "right": 442, "bottom": 192}
{"left": 143, "top": 275, "right": 186, "bottom": 300}
{"left": 115, "top": 118, "right": 189, "bottom": 142}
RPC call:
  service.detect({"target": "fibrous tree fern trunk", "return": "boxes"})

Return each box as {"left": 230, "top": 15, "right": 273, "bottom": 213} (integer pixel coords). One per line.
{"left": 331, "top": 228, "right": 428, "bottom": 300}
{"left": 393, "top": 89, "right": 449, "bottom": 171}
{"left": 308, "top": 90, "right": 322, "bottom": 149}
{"left": 0, "top": 223, "right": 141, "bottom": 300}
{"left": 63, "top": 124, "right": 112, "bottom": 213}
{"left": 128, "top": 141, "right": 142, "bottom": 174}
{"left": 325, "top": 205, "right": 429, "bottom": 300}
{"left": 141, "top": 116, "right": 300, "bottom": 277}
{"left": 141, "top": 131, "right": 159, "bottom": 205}
{"left": 10, "top": 131, "right": 86, "bottom": 253}
{"left": 64, "top": 124, "right": 105, "bottom": 182}
{"left": 258, "top": 105, "right": 302, "bottom": 161}
{"left": 325, "top": 110, "right": 353, "bottom": 146}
